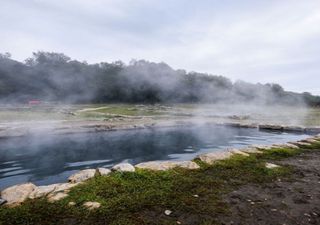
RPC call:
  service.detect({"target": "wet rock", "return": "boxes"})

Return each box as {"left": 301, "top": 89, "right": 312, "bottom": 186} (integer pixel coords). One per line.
{"left": 265, "top": 163, "right": 280, "bottom": 169}
{"left": 283, "top": 126, "right": 305, "bottom": 132}
{"left": 112, "top": 163, "right": 135, "bottom": 172}
{"left": 68, "top": 169, "right": 97, "bottom": 183}
{"left": 97, "top": 168, "right": 111, "bottom": 176}
{"left": 83, "top": 201, "right": 101, "bottom": 210}
{"left": 1, "top": 183, "right": 36, "bottom": 206}
{"left": 135, "top": 161, "right": 200, "bottom": 171}
{"left": 197, "top": 151, "right": 233, "bottom": 164}
{"left": 305, "top": 127, "right": 320, "bottom": 134}
{"left": 259, "top": 124, "right": 283, "bottom": 131}
{"left": 48, "top": 192, "right": 68, "bottom": 202}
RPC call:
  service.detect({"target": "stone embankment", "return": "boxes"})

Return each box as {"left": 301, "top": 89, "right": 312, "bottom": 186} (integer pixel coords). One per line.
{"left": 1, "top": 131, "right": 320, "bottom": 208}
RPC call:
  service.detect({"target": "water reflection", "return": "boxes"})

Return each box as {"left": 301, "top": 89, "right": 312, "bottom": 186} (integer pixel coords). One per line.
{"left": 0, "top": 125, "right": 309, "bottom": 189}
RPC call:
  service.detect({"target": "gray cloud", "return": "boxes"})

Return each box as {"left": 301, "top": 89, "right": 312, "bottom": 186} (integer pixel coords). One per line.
{"left": 0, "top": 0, "right": 319, "bottom": 94}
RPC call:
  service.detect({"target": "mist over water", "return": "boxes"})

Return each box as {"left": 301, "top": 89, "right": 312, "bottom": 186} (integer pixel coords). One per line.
{"left": 0, "top": 125, "right": 309, "bottom": 190}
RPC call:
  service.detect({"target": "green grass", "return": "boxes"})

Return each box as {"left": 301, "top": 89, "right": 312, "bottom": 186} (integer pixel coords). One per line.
{"left": 1, "top": 145, "right": 307, "bottom": 225}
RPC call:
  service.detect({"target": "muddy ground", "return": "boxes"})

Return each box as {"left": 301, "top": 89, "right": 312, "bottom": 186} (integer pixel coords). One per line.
{"left": 217, "top": 151, "right": 320, "bottom": 225}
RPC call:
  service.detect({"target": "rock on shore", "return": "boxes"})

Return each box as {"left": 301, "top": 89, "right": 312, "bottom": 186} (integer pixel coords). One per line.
{"left": 135, "top": 161, "right": 200, "bottom": 171}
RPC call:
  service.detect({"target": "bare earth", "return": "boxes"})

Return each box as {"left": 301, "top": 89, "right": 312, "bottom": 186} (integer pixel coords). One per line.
{"left": 218, "top": 150, "right": 320, "bottom": 225}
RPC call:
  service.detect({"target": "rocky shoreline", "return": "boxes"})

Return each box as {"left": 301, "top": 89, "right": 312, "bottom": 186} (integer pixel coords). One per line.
{"left": 1, "top": 129, "right": 319, "bottom": 208}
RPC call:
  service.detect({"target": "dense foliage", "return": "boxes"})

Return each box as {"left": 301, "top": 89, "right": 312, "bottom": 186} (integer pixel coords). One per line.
{"left": 0, "top": 52, "right": 319, "bottom": 106}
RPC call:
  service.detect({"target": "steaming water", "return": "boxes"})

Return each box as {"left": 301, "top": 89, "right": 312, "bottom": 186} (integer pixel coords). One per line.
{"left": 0, "top": 125, "right": 310, "bottom": 190}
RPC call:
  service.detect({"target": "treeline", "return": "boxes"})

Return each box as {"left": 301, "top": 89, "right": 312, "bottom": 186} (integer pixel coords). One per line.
{"left": 0, "top": 51, "right": 319, "bottom": 106}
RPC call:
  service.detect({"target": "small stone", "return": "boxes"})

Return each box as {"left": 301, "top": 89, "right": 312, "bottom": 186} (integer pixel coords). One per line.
{"left": 48, "top": 192, "right": 68, "bottom": 202}
{"left": 68, "top": 169, "right": 97, "bottom": 183}
{"left": 164, "top": 210, "right": 172, "bottom": 216}
{"left": 265, "top": 163, "right": 280, "bottom": 169}
{"left": 271, "top": 209, "right": 277, "bottom": 212}
{"left": 193, "top": 195, "right": 199, "bottom": 198}
{"left": 177, "top": 221, "right": 181, "bottom": 224}
{"left": 112, "top": 163, "right": 135, "bottom": 172}
{"left": 68, "top": 201, "right": 76, "bottom": 206}
{"left": 83, "top": 201, "right": 101, "bottom": 210}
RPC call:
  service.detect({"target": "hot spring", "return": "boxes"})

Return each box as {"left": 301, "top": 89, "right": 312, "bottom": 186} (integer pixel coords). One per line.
{"left": 0, "top": 125, "right": 310, "bottom": 189}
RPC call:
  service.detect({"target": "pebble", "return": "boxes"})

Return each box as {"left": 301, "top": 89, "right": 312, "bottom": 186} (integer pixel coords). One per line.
{"left": 164, "top": 210, "right": 172, "bottom": 216}
{"left": 68, "top": 202, "right": 76, "bottom": 206}
{"left": 193, "top": 195, "right": 199, "bottom": 198}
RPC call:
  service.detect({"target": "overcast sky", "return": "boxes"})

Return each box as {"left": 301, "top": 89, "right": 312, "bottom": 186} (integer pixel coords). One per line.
{"left": 1, "top": 0, "right": 319, "bottom": 94}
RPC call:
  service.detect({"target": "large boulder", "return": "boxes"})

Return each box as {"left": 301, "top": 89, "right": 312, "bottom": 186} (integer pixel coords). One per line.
{"left": 1, "top": 183, "right": 36, "bottom": 206}
{"left": 135, "top": 161, "right": 200, "bottom": 171}
{"left": 68, "top": 169, "right": 97, "bottom": 183}
{"left": 197, "top": 151, "right": 233, "bottom": 164}
{"left": 112, "top": 163, "right": 135, "bottom": 172}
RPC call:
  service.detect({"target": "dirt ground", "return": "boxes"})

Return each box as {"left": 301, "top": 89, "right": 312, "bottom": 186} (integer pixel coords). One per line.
{"left": 217, "top": 150, "right": 320, "bottom": 225}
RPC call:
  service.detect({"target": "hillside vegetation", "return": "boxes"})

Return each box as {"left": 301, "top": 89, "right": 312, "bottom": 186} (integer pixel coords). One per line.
{"left": 1, "top": 52, "right": 319, "bottom": 106}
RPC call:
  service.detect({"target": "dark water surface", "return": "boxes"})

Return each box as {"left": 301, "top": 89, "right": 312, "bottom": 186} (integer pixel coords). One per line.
{"left": 0, "top": 125, "right": 309, "bottom": 189}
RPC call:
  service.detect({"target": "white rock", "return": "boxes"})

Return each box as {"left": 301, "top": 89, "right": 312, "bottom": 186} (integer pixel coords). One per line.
{"left": 251, "top": 145, "right": 273, "bottom": 150}
{"left": 228, "top": 148, "right": 249, "bottom": 156}
{"left": 265, "top": 163, "right": 280, "bottom": 169}
{"left": 1, "top": 183, "right": 36, "bottom": 206}
{"left": 68, "top": 169, "right": 97, "bottom": 183}
{"left": 164, "top": 210, "right": 172, "bottom": 216}
{"left": 29, "top": 184, "right": 59, "bottom": 199}
{"left": 135, "top": 161, "right": 200, "bottom": 171}
{"left": 273, "top": 143, "right": 299, "bottom": 149}
{"left": 68, "top": 201, "right": 76, "bottom": 206}
{"left": 302, "top": 138, "right": 320, "bottom": 144}
{"left": 112, "top": 163, "right": 135, "bottom": 172}
{"left": 290, "top": 141, "right": 312, "bottom": 146}
{"left": 197, "top": 151, "right": 233, "bottom": 164}
{"left": 48, "top": 192, "right": 68, "bottom": 202}
{"left": 240, "top": 147, "right": 263, "bottom": 154}
{"left": 83, "top": 201, "right": 101, "bottom": 210}
{"left": 97, "top": 168, "right": 111, "bottom": 176}
{"left": 53, "top": 183, "right": 79, "bottom": 193}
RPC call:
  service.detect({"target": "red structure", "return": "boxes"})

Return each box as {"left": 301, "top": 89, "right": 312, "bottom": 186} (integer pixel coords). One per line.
{"left": 28, "top": 100, "right": 41, "bottom": 105}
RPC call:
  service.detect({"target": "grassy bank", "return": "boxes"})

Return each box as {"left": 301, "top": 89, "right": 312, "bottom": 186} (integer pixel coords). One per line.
{"left": 1, "top": 140, "right": 319, "bottom": 225}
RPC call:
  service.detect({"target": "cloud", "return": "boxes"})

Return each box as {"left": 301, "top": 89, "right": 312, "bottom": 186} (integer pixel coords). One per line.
{"left": 0, "top": 0, "right": 319, "bottom": 94}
